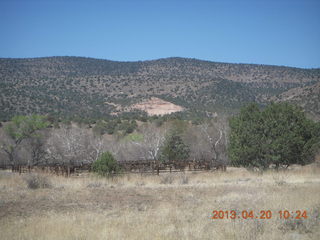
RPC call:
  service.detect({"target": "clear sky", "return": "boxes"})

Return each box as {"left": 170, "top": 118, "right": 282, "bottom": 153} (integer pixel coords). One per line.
{"left": 0, "top": 0, "right": 319, "bottom": 68}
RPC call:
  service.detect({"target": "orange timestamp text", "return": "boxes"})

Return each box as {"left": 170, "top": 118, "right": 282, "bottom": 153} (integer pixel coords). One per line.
{"left": 211, "top": 210, "right": 308, "bottom": 220}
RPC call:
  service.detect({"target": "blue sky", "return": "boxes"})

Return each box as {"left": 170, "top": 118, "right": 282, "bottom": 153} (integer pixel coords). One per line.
{"left": 0, "top": 0, "right": 319, "bottom": 68}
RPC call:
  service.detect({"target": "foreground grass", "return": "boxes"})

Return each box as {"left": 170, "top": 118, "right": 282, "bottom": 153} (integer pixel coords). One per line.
{"left": 0, "top": 165, "right": 320, "bottom": 240}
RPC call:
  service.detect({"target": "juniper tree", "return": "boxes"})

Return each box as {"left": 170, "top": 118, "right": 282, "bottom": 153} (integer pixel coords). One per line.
{"left": 229, "top": 103, "right": 320, "bottom": 170}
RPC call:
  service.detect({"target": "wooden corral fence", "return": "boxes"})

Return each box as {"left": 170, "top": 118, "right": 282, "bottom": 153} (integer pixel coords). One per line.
{"left": 118, "top": 160, "right": 226, "bottom": 175}
{"left": 0, "top": 163, "right": 91, "bottom": 177}
{"left": 0, "top": 160, "right": 226, "bottom": 177}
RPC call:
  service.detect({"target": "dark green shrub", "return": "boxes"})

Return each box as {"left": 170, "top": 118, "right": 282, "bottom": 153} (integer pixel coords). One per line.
{"left": 159, "top": 130, "right": 190, "bottom": 163}
{"left": 106, "top": 120, "right": 117, "bottom": 134}
{"left": 92, "top": 152, "right": 121, "bottom": 176}
{"left": 117, "top": 120, "right": 137, "bottom": 134}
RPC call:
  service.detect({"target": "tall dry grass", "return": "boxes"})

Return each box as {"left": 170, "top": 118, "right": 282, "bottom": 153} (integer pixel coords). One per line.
{"left": 0, "top": 164, "right": 319, "bottom": 240}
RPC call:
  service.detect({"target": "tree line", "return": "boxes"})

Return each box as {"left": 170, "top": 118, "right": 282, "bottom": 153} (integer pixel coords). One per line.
{"left": 0, "top": 114, "right": 228, "bottom": 172}
{"left": 0, "top": 102, "right": 319, "bottom": 174}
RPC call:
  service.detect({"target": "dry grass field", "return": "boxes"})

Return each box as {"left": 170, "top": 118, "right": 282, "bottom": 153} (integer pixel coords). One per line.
{"left": 0, "top": 165, "right": 320, "bottom": 240}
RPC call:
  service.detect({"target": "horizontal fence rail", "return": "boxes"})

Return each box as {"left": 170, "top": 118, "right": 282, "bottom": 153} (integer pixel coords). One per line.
{"left": 0, "top": 160, "right": 227, "bottom": 176}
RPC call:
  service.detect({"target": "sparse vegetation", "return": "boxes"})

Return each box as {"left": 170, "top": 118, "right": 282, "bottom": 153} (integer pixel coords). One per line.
{"left": 179, "top": 173, "right": 189, "bottom": 184}
{"left": 0, "top": 166, "right": 319, "bottom": 239}
{"left": 24, "top": 173, "right": 52, "bottom": 189}
{"left": 1, "top": 57, "right": 319, "bottom": 121}
{"left": 0, "top": 102, "right": 319, "bottom": 239}
{"left": 160, "top": 174, "right": 174, "bottom": 184}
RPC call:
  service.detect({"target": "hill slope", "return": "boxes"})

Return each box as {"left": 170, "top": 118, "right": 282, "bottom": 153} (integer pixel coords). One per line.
{"left": 273, "top": 82, "right": 320, "bottom": 120}
{"left": 0, "top": 56, "right": 319, "bottom": 120}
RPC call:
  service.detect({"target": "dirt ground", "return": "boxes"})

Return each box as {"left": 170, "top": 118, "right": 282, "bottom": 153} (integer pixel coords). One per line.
{"left": 0, "top": 166, "right": 320, "bottom": 240}
{"left": 131, "top": 97, "right": 184, "bottom": 116}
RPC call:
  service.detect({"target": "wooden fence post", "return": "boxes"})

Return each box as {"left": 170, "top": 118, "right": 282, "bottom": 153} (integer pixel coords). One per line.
{"left": 67, "top": 166, "right": 70, "bottom": 177}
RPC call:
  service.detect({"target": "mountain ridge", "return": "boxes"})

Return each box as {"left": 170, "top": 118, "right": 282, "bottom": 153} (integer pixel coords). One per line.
{"left": 0, "top": 56, "right": 319, "bottom": 121}
{"left": 1, "top": 56, "right": 319, "bottom": 69}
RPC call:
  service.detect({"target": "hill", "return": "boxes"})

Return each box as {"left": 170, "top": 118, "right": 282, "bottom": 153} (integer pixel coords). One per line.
{"left": 273, "top": 82, "right": 320, "bottom": 120}
{"left": 0, "top": 56, "right": 319, "bottom": 120}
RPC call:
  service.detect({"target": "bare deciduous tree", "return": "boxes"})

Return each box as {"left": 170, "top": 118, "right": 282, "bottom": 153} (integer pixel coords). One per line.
{"left": 45, "top": 124, "right": 91, "bottom": 166}
{"left": 28, "top": 134, "right": 48, "bottom": 167}
{"left": 131, "top": 123, "right": 168, "bottom": 161}
{"left": 87, "top": 135, "right": 105, "bottom": 163}
{"left": 196, "top": 117, "right": 229, "bottom": 167}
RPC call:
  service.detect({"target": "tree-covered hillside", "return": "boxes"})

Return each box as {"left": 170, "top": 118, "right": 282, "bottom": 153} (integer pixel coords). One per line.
{"left": 0, "top": 57, "right": 319, "bottom": 121}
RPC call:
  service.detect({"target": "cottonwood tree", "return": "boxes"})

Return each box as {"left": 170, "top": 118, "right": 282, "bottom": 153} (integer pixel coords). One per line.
{"left": 185, "top": 125, "right": 212, "bottom": 162}
{"left": 109, "top": 123, "right": 168, "bottom": 164}
{"left": 130, "top": 123, "right": 168, "bottom": 161}
{"left": 116, "top": 140, "right": 146, "bottom": 161}
{"left": 27, "top": 132, "right": 49, "bottom": 167}
{"left": 197, "top": 117, "right": 228, "bottom": 167}
{"left": 0, "top": 115, "right": 49, "bottom": 170}
{"left": 87, "top": 135, "right": 106, "bottom": 163}
{"left": 45, "top": 124, "right": 91, "bottom": 166}
{"left": 45, "top": 123, "right": 116, "bottom": 166}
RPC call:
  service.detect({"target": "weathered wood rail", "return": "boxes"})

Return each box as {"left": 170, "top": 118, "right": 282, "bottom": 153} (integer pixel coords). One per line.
{"left": 0, "top": 160, "right": 226, "bottom": 176}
